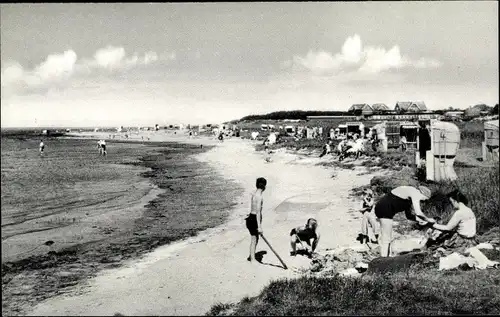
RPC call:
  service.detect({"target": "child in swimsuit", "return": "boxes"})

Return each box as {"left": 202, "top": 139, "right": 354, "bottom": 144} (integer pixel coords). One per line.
{"left": 245, "top": 177, "right": 267, "bottom": 263}
{"left": 290, "top": 218, "right": 320, "bottom": 258}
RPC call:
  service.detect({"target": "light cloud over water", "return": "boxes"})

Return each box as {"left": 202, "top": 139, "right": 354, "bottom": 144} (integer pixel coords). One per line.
{"left": 285, "top": 34, "right": 443, "bottom": 76}
{"left": 1, "top": 46, "right": 175, "bottom": 97}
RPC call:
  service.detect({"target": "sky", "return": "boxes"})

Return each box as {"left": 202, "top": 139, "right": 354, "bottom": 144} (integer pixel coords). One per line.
{"left": 1, "top": 2, "right": 498, "bottom": 127}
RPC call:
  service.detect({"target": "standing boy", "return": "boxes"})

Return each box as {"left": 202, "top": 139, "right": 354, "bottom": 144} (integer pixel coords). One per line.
{"left": 246, "top": 177, "right": 267, "bottom": 263}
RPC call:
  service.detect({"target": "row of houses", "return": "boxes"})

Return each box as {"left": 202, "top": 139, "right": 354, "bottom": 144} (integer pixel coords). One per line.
{"left": 347, "top": 101, "right": 428, "bottom": 116}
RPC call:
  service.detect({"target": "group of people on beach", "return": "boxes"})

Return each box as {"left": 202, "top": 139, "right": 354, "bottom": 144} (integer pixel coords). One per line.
{"left": 37, "top": 139, "right": 108, "bottom": 157}
{"left": 245, "top": 176, "right": 478, "bottom": 262}
{"left": 357, "top": 185, "right": 478, "bottom": 257}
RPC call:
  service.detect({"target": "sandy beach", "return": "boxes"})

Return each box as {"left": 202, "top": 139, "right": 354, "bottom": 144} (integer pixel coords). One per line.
{"left": 25, "top": 132, "right": 385, "bottom": 316}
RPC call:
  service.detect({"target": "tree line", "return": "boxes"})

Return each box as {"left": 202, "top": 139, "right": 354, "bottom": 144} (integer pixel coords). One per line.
{"left": 238, "top": 104, "right": 499, "bottom": 121}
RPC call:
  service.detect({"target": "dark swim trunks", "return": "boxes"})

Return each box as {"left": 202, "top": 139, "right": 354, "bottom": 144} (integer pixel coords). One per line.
{"left": 101, "top": 144, "right": 106, "bottom": 151}
{"left": 246, "top": 214, "right": 259, "bottom": 236}
{"left": 290, "top": 228, "right": 316, "bottom": 243}
{"left": 374, "top": 192, "right": 413, "bottom": 220}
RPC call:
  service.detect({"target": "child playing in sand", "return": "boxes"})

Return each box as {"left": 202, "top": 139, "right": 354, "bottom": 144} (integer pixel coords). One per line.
{"left": 246, "top": 177, "right": 267, "bottom": 263}
{"left": 290, "top": 218, "right": 320, "bottom": 258}
{"left": 356, "top": 189, "right": 379, "bottom": 244}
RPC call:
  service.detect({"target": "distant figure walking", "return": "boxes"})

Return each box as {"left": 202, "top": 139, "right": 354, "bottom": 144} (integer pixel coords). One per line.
{"left": 264, "top": 139, "right": 272, "bottom": 162}
{"left": 218, "top": 131, "right": 224, "bottom": 142}
{"left": 246, "top": 177, "right": 267, "bottom": 263}
{"left": 39, "top": 140, "right": 45, "bottom": 155}
{"left": 98, "top": 140, "right": 107, "bottom": 156}
{"left": 101, "top": 140, "right": 107, "bottom": 156}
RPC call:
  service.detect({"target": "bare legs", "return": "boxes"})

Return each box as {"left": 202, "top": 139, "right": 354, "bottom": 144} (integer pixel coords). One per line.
{"left": 290, "top": 235, "right": 297, "bottom": 255}
{"left": 379, "top": 218, "right": 394, "bottom": 257}
{"left": 248, "top": 235, "right": 259, "bottom": 262}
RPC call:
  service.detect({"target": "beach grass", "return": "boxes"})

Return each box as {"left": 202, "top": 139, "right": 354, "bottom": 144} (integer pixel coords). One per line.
{"left": 207, "top": 269, "right": 500, "bottom": 316}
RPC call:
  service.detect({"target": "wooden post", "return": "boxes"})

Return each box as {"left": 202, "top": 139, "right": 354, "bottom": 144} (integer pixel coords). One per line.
{"left": 427, "top": 124, "right": 434, "bottom": 181}
{"left": 259, "top": 233, "right": 288, "bottom": 270}
{"left": 483, "top": 130, "right": 488, "bottom": 161}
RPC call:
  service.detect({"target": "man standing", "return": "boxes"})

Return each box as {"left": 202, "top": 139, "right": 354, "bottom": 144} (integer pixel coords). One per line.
{"left": 418, "top": 122, "right": 431, "bottom": 161}
{"left": 246, "top": 177, "right": 267, "bottom": 263}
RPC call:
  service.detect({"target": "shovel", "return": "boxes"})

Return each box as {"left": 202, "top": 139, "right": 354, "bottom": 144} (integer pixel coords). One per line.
{"left": 259, "top": 233, "right": 288, "bottom": 270}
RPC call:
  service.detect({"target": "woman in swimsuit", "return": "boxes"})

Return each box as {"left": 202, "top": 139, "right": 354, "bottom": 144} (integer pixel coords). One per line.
{"left": 374, "top": 185, "right": 435, "bottom": 257}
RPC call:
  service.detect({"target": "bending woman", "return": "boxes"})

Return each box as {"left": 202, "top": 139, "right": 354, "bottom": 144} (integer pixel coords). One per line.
{"left": 374, "top": 185, "right": 435, "bottom": 257}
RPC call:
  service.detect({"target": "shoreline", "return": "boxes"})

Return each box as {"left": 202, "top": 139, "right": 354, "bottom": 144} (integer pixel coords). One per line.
{"left": 2, "top": 135, "right": 241, "bottom": 316}
{"left": 26, "top": 134, "right": 386, "bottom": 316}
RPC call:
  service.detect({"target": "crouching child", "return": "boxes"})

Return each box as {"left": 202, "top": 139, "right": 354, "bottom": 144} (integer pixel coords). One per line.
{"left": 290, "top": 218, "right": 320, "bottom": 258}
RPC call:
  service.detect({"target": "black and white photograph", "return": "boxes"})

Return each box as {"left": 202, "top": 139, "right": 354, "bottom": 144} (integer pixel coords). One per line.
{"left": 1, "top": 2, "right": 499, "bottom": 316}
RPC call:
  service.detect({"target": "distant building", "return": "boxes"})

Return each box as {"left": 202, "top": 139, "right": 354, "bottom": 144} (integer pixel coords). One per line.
{"left": 394, "top": 101, "right": 427, "bottom": 113}
{"left": 371, "top": 103, "right": 391, "bottom": 113}
{"left": 444, "top": 111, "right": 464, "bottom": 121}
{"left": 348, "top": 103, "right": 373, "bottom": 116}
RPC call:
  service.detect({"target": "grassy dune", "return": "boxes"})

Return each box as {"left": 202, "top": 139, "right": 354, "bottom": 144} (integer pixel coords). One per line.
{"left": 208, "top": 120, "right": 500, "bottom": 316}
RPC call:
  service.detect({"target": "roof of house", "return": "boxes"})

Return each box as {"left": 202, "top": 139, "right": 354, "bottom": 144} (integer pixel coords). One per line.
{"left": 349, "top": 103, "right": 372, "bottom": 111}
{"left": 412, "top": 101, "right": 427, "bottom": 111}
{"left": 395, "top": 101, "right": 413, "bottom": 111}
{"left": 371, "top": 103, "right": 390, "bottom": 111}
{"left": 395, "top": 101, "right": 427, "bottom": 111}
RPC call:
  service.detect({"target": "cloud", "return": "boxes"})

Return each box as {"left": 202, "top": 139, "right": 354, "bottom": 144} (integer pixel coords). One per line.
{"left": 1, "top": 46, "right": 175, "bottom": 98}
{"left": 284, "top": 34, "right": 442, "bottom": 76}
{"left": 34, "top": 50, "right": 78, "bottom": 80}
{"left": 1, "top": 62, "right": 25, "bottom": 87}
{"left": 94, "top": 46, "right": 126, "bottom": 69}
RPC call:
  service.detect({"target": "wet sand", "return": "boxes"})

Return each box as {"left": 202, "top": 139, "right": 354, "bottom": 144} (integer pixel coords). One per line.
{"left": 2, "top": 135, "right": 241, "bottom": 316}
